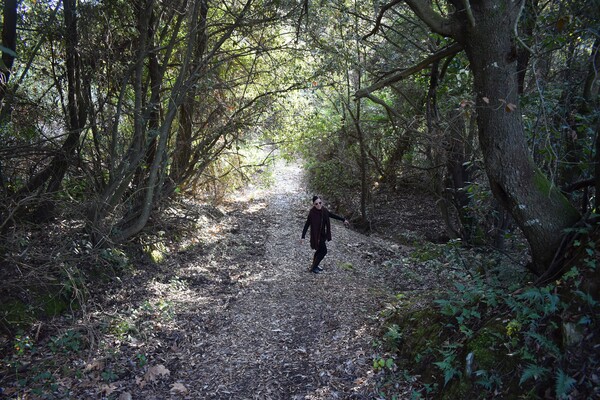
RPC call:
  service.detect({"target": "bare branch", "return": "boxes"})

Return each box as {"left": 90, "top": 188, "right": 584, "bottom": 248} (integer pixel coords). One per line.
{"left": 355, "top": 42, "right": 463, "bottom": 98}
{"left": 362, "top": 0, "right": 403, "bottom": 40}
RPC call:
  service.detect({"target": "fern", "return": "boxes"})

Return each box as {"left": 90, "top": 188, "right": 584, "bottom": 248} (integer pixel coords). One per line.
{"left": 574, "top": 290, "right": 598, "bottom": 307}
{"left": 432, "top": 361, "right": 459, "bottom": 386}
{"left": 519, "top": 363, "right": 550, "bottom": 385}
{"left": 516, "top": 287, "right": 544, "bottom": 304}
{"left": 515, "top": 287, "right": 561, "bottom": 315}
{"left": 526, "top": 332, "right": 561, "bottom": 357}
{"left": 433, "top": 347, "right": 461, "bottom": 386}
{"left": 555, "top": 369, "right": 576, "bottom": 399}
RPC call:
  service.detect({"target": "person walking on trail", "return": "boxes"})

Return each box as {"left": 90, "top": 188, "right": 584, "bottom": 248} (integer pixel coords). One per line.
{"left": 301, "top": 195, "right": 349, "bottom": 274}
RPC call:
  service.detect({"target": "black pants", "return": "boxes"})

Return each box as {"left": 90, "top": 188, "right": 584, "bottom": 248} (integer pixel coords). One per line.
{"left": 312, "top": 239, "right": 328, "bottom": 269}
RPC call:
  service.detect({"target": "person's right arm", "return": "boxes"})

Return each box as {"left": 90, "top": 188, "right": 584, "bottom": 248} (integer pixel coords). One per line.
{"left": 301, "top": 216, "right": 310, "bottom": 238}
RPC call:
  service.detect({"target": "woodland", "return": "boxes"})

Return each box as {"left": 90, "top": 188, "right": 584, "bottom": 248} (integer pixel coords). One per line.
{"left": 0, "top": 0, "right": 599, "bottom": 399}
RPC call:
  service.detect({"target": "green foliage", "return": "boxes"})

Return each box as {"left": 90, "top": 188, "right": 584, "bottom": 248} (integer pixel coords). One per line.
{"left": 109, "top": 318, "right": 137, "bottom": 338}
{"left": 141, "top": 233, "right": 169, "bottom": 264}
{"left": 13, "top": 333, "right": 35, "bottom": 356}
{"left": 48, "top": 330, "right": 82, "bottom": 354}
{"left": 27, "top": 370, "right": 58, "bottom": 396}
{"left": 375, "top": 231, "right": 600, "bottom": 399}
{"left": 305, "top": 156, "right": 360, "bottom": 204}
{"left": 373, "top": 356, "right": 396, "bottom": 371}
{"left": 433, "top": 345, "right": 462, "bottom": 386}
{"left": 519, "top": 363, "right": 550, "bottom": 385}
{"left": 1, "top": 284, "right": 79, "bottom": 332}
{"left": 339, "top": 261, "right": 354, "bottom": 270}
{"left": 382, "top": 324, "right": 402, "bottom": 352}
{"left": 100, "top": 248, "right": 130, "bottom": 270}
{"left": 136, "top": 353, "right": 148, "bottom": 368}
{"left": 410, "top": 243, "right": 444, "bottom": 263}
{"left": 0, "top": 44, "right": 17, "bottom": 58}
{"left": 0, "top": 300, "right": 35, "bottom": 330}
{"left": 473, "top": 369, "right": 502, "bottom": 391}
{"left": 101, "top": 368, "right": 118, "bottom": 382}
{"left": 555, "top": 369, "right": 576, "bottom": 399}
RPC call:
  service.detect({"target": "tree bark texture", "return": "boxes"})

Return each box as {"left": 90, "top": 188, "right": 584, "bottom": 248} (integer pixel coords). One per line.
{"left": 459, "top": 2, "right": 580, "bottom": 273}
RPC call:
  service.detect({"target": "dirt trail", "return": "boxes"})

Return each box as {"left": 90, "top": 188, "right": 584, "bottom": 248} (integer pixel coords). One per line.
{"left": 2, "top": 160, "right": 416, "bottom": 399}
{"left": 182, "top": 161, "right": 405, "bottom": 399}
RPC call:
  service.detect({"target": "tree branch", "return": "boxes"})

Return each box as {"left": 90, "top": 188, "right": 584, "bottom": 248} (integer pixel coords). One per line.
{"left": 404, "top": 0, "right": 455, "bottom": 37}
{"left": 355, "top": 42, "right": 462, "bottom": 98}
{"left": 362, "top": 0, "right": 403, "bottom": 40}
{"left": 462, "top": 0, "right": 476, "bottom": 27}
{"left": 562, "top": 178, "right": 595, "bottom": 193}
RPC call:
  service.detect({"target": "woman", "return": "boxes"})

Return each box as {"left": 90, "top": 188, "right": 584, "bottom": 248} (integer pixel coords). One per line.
{"left": 301, "top": 196, "right": 349, "bottom": 273}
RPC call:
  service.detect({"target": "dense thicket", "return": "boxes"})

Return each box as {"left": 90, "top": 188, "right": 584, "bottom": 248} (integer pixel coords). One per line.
{"left": 0, "top": 0, "right": 312, "bottom": 341}
{"left": 0, "top": 0, "right": 306, "bottom": 243}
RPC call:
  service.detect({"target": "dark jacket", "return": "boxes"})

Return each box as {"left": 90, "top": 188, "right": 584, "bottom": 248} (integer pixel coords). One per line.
{"left": 302, "top": 207, "right": 345, "bottom": 250}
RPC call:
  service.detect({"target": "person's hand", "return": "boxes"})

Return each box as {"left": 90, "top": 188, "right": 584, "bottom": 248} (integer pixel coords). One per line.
{"left": 344, "top": 219, "right": 350, "bottom": 227}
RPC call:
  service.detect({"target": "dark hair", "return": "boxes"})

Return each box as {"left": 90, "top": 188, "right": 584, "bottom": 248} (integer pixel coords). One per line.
{"left": 312, "top": 195, "right": 320, "bottom": 203}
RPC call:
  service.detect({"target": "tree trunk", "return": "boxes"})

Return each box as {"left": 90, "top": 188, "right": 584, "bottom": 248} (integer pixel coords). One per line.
{"left": 46, "top": 0, "right": 86, "bottom": 194}
{"left": 171, "top": 0, "right": 208, "bottom": 185}
{"left": 445, "top": 108, "right": 475, "bottom": 241}
{"left": 396, "top": 0, "right": 583, "bottom": 273}
{"left": 0, "top": 0, "right": 17, "bottom": 191}
{"left": 351, "top": 65, "right": 369, "bottom": 225}
{"left": 460, "top": 2, "right": 580, "bottom": 274}
{"left": 356, "top": 100, "right": 368, "bottom": 224}
{"left": 16, "top": 0, "right": 85, "bottom": 220}
{"left": 515, "top": 0, "right": 538, "bottom": 94}
{"left": 0, "top": 0, "right": 17, "bottom": 107}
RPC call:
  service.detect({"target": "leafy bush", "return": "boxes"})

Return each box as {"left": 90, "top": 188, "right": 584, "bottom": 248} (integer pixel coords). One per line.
{"left": 305, "top": 156, "right": 361, "bottom": 207}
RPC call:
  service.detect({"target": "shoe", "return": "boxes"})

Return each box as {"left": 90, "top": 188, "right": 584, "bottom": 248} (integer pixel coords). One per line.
{"left": 315, "top": 266, "right": 323, "bottom": 271}
{"left": 311, "top": 268, "right": 321, "bottom": 274}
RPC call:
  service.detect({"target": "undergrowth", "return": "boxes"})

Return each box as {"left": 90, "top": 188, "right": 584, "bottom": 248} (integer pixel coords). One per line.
{"left": 0, "top": 198, "right": 221, "bottom": 398}
{"left": 374, "top": 226, "right": 600, "bottom": 399}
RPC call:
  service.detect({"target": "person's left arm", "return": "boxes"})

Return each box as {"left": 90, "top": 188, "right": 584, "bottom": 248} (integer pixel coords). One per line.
{"left": 329, "top": 212, "right": 349, "bottom": 226}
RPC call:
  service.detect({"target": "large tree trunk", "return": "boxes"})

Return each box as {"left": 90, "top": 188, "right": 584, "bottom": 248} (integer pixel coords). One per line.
{"left": 400, "top": 0, "right": 582, "bottom": 274}
{"left": 459, "top": 2, "right": 580, "bottom": 274}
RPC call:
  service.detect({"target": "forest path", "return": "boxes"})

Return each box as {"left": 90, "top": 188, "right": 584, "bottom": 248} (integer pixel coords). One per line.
{"left": 181, "top": 160, "right": 406, "bottom": 399}
{"left": 51, "top": 159, "right": 423, "bottom": 400}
